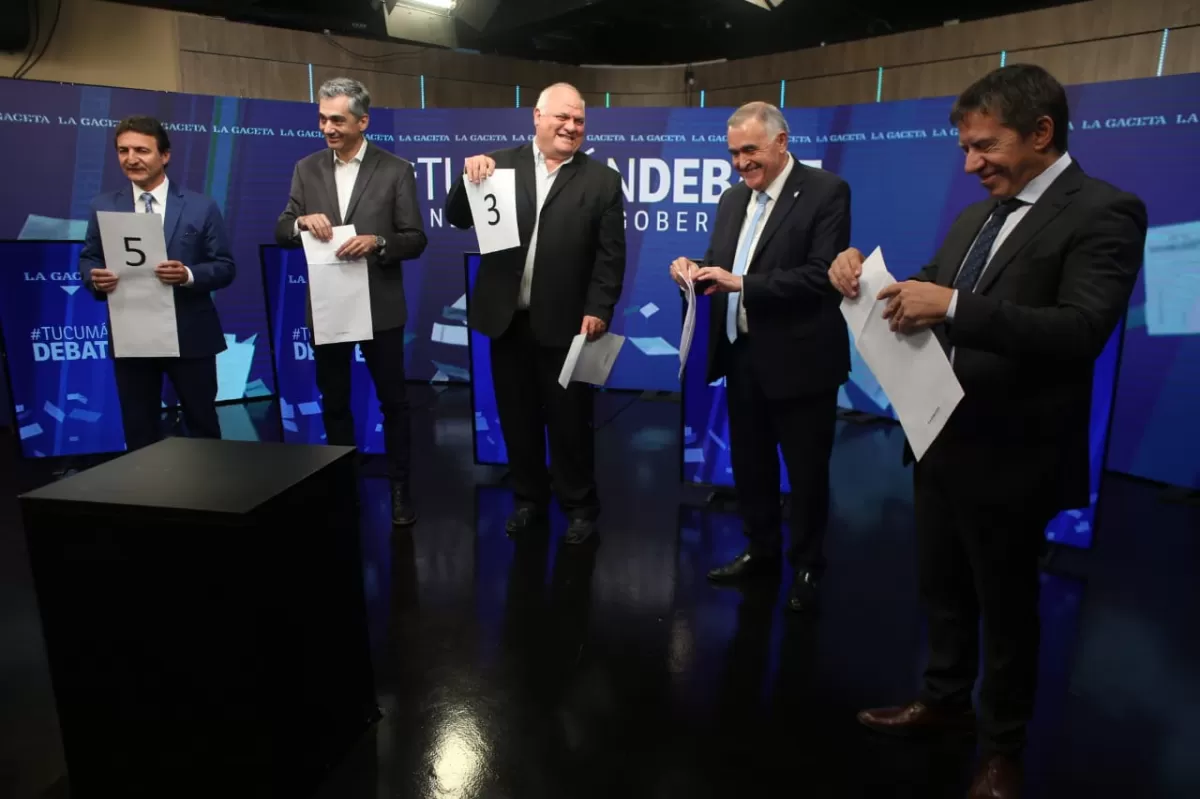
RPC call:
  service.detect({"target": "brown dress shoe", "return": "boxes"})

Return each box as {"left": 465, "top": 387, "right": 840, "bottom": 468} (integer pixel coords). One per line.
{"left": 857, "top": 700, "right": 976, "bottom": 737}
{"left": 968, "top": 754, "right": 1022, "bottom": 798}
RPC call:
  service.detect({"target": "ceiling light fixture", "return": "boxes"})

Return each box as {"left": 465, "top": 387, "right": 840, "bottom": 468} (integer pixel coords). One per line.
{"left": 402, "top": 0, "right": 456, "bottom": 10}
{"left": 741, "top": 0, "right": 786, "bottom": 8}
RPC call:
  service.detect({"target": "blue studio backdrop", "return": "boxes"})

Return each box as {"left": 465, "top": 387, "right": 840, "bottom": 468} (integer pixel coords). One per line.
{"left": 0, "top": 74, "right": 1197, "bottom": 502}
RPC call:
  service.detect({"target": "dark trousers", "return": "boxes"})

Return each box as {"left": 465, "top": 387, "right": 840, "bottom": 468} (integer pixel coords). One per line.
{"left": 113, "top": 355, "right": 220, "bottom": 452}
{"left": 724, "top": 336, "right": 838, "bottom": 574}
{"left": 490, "top": 311, "right": 597, "bottom": 518}
{"left": 313, "top": 326, "right": 411, "bottom": 483}
{"left": 914, "top": 461, "right": 1050, "bottom": 757}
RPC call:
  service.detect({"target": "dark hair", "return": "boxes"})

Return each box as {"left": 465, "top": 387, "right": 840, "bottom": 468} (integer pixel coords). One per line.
{"left": 950, "top": 64, "right": 1069, "bottom": 153}
{"left": 113, "top": 115, "right": 171, "bottom": 155}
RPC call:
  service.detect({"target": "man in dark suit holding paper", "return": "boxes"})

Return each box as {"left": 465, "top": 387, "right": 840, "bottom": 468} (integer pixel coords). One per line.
{"left": 275, "top": 77, "right": 427, "bottom": 527}
{"left": 670, "top": 102, "right": 851, "bottom": 613}
{"left": 830, "top": 65, "right": 1147, "bottom": 798}
{"left": 79, "top": 115, "right": 235, "bottom": 452}
{"left": 445, "top": 82, "right": 625, "bottom": 544}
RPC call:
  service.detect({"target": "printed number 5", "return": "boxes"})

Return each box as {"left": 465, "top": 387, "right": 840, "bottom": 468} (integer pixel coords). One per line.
{"left": 123, "top": 236, "right": 146, "bottom": 267}
{"left": 483, "top": 193, "right": 500, "bottom": 225}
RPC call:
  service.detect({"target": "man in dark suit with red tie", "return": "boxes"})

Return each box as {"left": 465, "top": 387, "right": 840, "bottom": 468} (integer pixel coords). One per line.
{"left": 670, "top": 101, "right": 852, "bottom": 613}
{"left": 830, "top": 64, "right": 1147, "bottom": 798}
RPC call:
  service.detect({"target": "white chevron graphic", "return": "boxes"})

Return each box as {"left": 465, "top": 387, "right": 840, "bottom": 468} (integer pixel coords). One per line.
{"left": 60, "top": 285, "right": 81, "bottom": 296}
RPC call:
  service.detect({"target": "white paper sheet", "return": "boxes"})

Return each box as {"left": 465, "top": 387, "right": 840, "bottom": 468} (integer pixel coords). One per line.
{"left": 557, "top": 333, "right": 626, "bottom": 389}
{"left": 463, "top": 169, "right": 520, "bottom": 254}
{"left": 839, "top": 247, "right": 963, "bottom": 460}
{"left": 1143, "top": 221, "right": 1200, "bottom": 336}
{"left": 302, "top": 225, "right": 374, "bottom": 345}
{"left": 96, "top": 211, "right": 179, "bottom": 358}
{"left": 840, "top": 246, "right": 894, "bottom": 341}
{"left": 678, "top": 278, "right": 697, "bottom": 380}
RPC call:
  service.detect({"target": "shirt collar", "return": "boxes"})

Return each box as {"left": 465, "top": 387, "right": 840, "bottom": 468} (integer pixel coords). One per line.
{"left": 757, "top": 154, "right": 795, "bottom": 203}
{"left": 534, "top": 142, "right": 574, "bottom": 171}
{"left": 1014, "top": 151, "right": 1072, "bottom": 206}
{"left": 335, "top": 139, "right": 367, "bottom": 167}
{"left": 133, "top": 175, "right": 170, "bottom": 207}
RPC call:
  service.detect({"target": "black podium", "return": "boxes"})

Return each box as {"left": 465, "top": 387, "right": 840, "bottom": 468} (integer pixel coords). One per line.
{"left": 19, "top": 438, "right": 379, "bottom": 798}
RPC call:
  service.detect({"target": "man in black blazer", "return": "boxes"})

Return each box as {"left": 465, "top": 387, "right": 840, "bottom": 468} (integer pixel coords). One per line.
{"left": 831, "top": 65, "right": 1147, "bottom": 799}
{"left": 670, "top": 101, "right": 851, "bottom": 612}
{"left": 446, "top": 82, "right": 625, "bottom": 544}
{"left": 276, "top": 77, "right": 428, "bottom": 527}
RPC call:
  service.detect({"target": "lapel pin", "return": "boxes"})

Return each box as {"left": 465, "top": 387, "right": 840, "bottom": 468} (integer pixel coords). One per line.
{"left": 793, "top": 191, "right": 799, "bottom": 197}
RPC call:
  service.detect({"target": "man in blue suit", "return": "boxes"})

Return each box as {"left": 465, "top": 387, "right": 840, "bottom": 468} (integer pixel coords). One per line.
{"left": 79, "top": 115, "right": 236, "bottom": 451}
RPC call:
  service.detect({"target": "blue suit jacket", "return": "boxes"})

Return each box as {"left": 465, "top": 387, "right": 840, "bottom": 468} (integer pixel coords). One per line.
{"left": 78, "top": 181, "right": 236, "bottom": 358}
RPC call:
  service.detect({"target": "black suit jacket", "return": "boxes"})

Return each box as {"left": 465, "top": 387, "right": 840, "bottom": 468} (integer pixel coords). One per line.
{"left": 275, "top": 141, "right": 427, "bottom": 332}
{"left": 911, "top": 159, "right": 1147, "bottom": 513}
{"left": 703, "top": 156, "right": 852, "bottom": 400}
{"left": 445, "top": 144, "right": 626, "bottom": 348}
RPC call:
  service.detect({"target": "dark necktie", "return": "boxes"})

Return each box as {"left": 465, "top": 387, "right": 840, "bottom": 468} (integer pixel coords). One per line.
{"left": 953, "top": 198, "right": 1025, "bottom": 292}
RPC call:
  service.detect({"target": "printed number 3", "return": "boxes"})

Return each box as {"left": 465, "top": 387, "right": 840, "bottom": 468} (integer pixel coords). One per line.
{"left": 483, "top": 193, "right": 499, "bottom": 225}
{"left": 123, "top": 236, "right": 146, "bottom": 267}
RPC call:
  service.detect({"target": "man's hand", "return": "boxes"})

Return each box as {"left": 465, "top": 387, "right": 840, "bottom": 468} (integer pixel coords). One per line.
{"left": 669, "top": 257, "right": 699, "bottom": 289}
{"left": 298, "top": 213, "right": 334, "bottom": 241}
{"left": 464, "top": 155, "right": 496, "bottom": 184}
{"left": 692, "top": 266, "right": 741, "bottom": 295}
{"left": 829, "top": 247, "right": 864, "bottom": 298}
{"left": 155, "top": 261, "right": 190, "bottom": 286}
{"left": 878, "top": 281, "right": 954, "bottom": 333}
{"left": 90, "top": 268, "right": 119, "bottom": 293}
{"left": 580, "top": 315, "right": 607, "bottom": 341}
{"left": 336, "top": 235, "right": 379, "bottom": 260}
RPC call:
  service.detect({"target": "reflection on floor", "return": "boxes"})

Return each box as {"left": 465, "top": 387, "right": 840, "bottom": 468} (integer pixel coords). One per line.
{"left": 1, "top": 386, "right": 1197, "bottom": 798}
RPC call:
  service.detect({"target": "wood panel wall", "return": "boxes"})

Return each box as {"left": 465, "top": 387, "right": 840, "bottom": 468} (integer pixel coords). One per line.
{"left": 2, "top": 0, "right": 1197, "bottom": 112}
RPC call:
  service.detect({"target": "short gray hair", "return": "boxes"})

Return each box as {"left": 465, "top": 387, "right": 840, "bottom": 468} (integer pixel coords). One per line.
{"left": 318, "top": 77, "right": 371, "bottom": 118}
{"left": 727, "top": 101, "right": 788, "bottom": 137}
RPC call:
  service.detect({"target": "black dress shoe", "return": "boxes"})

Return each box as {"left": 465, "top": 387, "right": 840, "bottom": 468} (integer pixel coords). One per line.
{"left": 564, "top": 516, "right": 597, "bottom": 545}
{"left": 505, "top": 505, "right": 545, "bottom": 534}
{"left": 787, "top": 570, "right": 819, "bottom": 613}
{"left": 707, "top": 550, "right": 780, "bottom": 582}
{"left": 391, "top": 483, "right": 417, "bottom": 527}
{"left": 968, "top": 754, "right": 1023, "bottom": 798}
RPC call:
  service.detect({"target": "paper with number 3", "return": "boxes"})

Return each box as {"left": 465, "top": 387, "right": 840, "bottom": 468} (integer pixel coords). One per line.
{"left": 464, "top": 168, "right": 520, "bottom": 254}
{"left": 96, "top": 210, "right": 180, "bottom": 358}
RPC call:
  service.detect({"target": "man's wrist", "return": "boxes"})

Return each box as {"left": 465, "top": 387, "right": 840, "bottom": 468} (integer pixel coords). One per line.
{"left": 374, "top": 235, "right": 386, "bottom": 253}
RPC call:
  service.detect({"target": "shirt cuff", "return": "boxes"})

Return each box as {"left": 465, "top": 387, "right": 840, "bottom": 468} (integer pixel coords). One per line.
{"left": 184, "top": 266, "right": 195, "bottom": 287}
{"left": 293, "top": 219, "right": 302, "bottom": 237}
{"left": 946, "top": 289, "right": 959, "bottom": 320}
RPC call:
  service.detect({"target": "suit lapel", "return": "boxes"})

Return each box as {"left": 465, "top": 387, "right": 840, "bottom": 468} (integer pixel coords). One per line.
{"left": 973, "top": 164, "right": 1082, "bottom": 295}
{"left": 936, "top": 202, "right": 995, "bottom": 286}
{"left": 542, "top": 154, "right": 582, "bottom": 210}
{"left": 319, "top": 152, "right": 342, "bottom": 226}
{"left": 163, "top": 184, "right": 184, "bottom": 248}
{"left": 748, "top": 157, "right": 804, "bottom": 269}
{"left": 343, "top": 144, "right": 379, "bottom": 225}
{"left": 515, "top": 144, "right": 537, "bottom": 244}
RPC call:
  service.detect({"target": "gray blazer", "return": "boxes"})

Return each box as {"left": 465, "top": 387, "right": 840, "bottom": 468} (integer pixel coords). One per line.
{"left": 275, "top": 141, "right": 427, "bottom": 332}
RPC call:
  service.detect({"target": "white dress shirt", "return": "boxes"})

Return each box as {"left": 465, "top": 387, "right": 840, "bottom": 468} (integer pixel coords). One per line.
{"left": 518, "top": 144, "right": 574, "bottom": 309}
{"left": 133, "top": 175, "right": 193, "bottom": 286}
{"left": 732, "top": 154, "right": 795, "bottom": 334}
{"left": 333, "top": 138, "right": 367, "bottom": 223}
{"left": 946, "top": 152, "right": 1073, "bottom": 319}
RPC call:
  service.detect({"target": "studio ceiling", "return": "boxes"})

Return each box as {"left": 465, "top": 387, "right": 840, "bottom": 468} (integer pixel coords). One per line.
{"left": 451, "top": 0, "right": 1087, "bottom": 65}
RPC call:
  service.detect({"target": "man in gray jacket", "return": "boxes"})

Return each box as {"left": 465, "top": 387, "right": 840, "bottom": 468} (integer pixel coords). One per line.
{"left": 276, "top": 77, "right": 427, "bottom": 526}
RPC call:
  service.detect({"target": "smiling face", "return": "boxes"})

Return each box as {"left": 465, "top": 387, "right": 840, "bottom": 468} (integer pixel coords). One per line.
{"left": 116, "top": 131, "right": 169, "bottom": 191}
{"left": 318, "top": 95, "right": 368, "bottom": 158}
{"left": 727, "top": 117, "right": 789, "bottom": 192}
{"left": 533, "top": 86, "right": 585, "bottom": 160}
{"left": 957, "top": 109, "right": 1056, "bottom": 198}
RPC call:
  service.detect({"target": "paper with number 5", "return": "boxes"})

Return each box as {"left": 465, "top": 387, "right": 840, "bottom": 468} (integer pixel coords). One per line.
{"left": 464, "top": 169, "right": 520, "bottom": 254}
{"left": 96, "top": 210, "right": 179, "bottom": 358}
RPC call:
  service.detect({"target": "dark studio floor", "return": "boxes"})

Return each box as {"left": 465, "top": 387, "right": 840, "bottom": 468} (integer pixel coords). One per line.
{"left": 2, "top": 385, "right": 1198, "bottom": 799}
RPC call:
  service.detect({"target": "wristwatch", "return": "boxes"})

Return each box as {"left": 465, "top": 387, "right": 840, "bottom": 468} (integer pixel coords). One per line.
{"left": 374, "top": 235, "right": 386, "bottom": 254}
